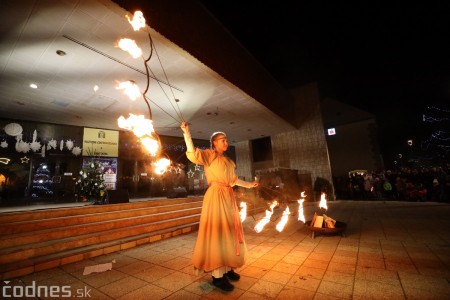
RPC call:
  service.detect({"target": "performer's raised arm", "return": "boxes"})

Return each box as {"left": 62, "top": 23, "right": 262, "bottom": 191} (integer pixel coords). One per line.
{"left": 180, "top": 121, "right": 194, "bottom": 152}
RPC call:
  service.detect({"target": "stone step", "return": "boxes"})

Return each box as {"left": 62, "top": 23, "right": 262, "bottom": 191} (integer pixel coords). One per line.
{"left": 0, "top": 200, "right": 203, "bottom": 235}
{"left": 0, "top": 222, "right": 200, "bottom": 280}
{"left": 0, "top": 196, "right": 269, "bottom": 280}
{"left": 0, "top": 206, "right": 202, "bottom": 250}
{"left": 0, "top": 197, "right": 201, "bottom": 224}
{"left": 0, "top": 213, "right": 201, "bottom": 265}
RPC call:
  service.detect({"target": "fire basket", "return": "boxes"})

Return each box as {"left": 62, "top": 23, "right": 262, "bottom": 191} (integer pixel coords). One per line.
{"left": 304, "top": 220, "right": 347, "bottom": 239}
{"left": 303, "top": 192, "right": 347, "bottom": 239}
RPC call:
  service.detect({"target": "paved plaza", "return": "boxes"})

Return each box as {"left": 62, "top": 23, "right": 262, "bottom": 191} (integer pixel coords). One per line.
{"left": 1, "top": 200, "right": 449, "bottom": 299}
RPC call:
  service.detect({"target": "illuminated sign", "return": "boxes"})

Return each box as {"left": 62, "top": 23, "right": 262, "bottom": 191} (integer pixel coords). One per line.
{"left": 82, "top": 128, "right": 119, "bottom": 157}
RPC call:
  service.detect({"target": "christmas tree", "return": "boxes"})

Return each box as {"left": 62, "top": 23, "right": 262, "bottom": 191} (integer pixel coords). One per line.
{"left": 75, "top": 160, "right": 105, "bottom": 201}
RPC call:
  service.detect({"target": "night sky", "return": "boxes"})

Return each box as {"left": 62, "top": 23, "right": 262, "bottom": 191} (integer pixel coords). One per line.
{"left": 200, "top": 1, "right": 450, "bottom": 167}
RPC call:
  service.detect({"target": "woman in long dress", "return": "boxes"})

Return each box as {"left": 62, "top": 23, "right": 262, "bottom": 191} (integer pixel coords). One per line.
{"left": 180, "top": 121, "right": 259, "bottom": 291}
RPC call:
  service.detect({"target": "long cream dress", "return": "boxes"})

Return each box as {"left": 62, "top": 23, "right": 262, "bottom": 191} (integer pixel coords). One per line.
{"left": 186, "top": 148, "right": 247, "bottom": 274}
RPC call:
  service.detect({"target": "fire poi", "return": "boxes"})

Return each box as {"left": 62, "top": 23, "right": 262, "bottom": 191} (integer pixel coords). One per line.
{"left": 111, "top": 11, "right": 347, "bottom": 239}
{"left": 114, "top": 11, "right": 184, "bottom": 175}
{"left": 252, "top": 190, "right": 346, "bottom": 238}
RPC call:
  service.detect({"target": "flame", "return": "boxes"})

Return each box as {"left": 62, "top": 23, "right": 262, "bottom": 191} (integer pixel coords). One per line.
{"left": 117, "top": 114, "right": 159, "bottom": 156}
{"left": 117, "top": 114, "right": 154, "bottom": 137}
{"left": 117, "top": 38, "right": 142, "bottom": 58}
{"left": 254, "top": 200, "right": 278, "bottom": 233}
{"left": 116, "top": 80, "right": 141, "bottom": 101}
{"left": 154, "top": 158, "right": 171, "bottom": 175}
{"left": 141, "top": 137, "right": 159, "bottom": 156}
{"left": 319, "top": 192, "right": 328, "bottom": 211}
{"left": 297, "top": 198, "right": 305, "bottom": 223}
{"left": 276, "top": 206, "right": 291, "bottom": 232}
{"left": 126, "top": 11, "right": 146, "bottom": 31}
{"left": 239, "top": 202, "right": 247, "bottom": 222}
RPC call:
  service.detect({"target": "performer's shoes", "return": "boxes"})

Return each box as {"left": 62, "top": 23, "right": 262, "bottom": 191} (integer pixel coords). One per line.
{"left": 225, "top": 270, "right": 241, "bottom": 281}
{"left": 212, "top": 276, "right": 234, "bottom": 291}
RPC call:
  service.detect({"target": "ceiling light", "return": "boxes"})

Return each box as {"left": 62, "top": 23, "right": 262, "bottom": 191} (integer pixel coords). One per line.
{"left": 56, "top": 50, "right": 66, "bottom": 56}
{"left": 30, "top": 83, "right": 37, "bottom": 89}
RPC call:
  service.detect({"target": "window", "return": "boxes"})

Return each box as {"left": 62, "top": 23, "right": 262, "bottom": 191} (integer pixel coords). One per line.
{"left": 252, "top": 137, "right": 273, "bottom": 162}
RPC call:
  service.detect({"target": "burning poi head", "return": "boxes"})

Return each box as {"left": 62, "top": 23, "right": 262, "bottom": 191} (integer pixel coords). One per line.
{"left": 117, "top": 114, "right": 160, "bottom": 156}
{"left": 154, "top": 158, "right": 171, "bottom": 175}
{"left": 126, "top": 11, "right": 146, "bottom": 31}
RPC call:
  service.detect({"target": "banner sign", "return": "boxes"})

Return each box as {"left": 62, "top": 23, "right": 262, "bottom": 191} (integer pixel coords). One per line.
{"left": 82, "top": 127, "right": 119, "bottom": 157}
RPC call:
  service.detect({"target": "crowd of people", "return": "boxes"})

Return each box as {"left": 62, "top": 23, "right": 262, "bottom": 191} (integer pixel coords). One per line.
{"left": 333, "top": 166, "right": 450, "bottom": 202}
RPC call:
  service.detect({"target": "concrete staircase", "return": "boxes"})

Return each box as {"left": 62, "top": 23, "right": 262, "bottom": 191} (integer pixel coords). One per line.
{"left": 0, "top": 197, "right": 203, "bottom": 280}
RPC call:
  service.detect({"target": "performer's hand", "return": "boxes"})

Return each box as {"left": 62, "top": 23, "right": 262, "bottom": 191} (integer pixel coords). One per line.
{"left": 180, "top": 121, "right": 190, "bottom": 135}
{"left": 250, "top": 181, "right": 260, "bottom": 188}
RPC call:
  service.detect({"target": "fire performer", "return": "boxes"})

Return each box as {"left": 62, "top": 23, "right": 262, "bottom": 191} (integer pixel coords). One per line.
{"left": 180, "top": 121, "right": 259, "bottom": 291}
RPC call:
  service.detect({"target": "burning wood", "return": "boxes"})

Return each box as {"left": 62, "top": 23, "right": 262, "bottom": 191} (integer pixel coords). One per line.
{"left": 323, "top": 214, "right": 336, "bottom": 228}
{"left": 310, "top": 194, "right": 336, "bottom": 229}
{"left": 311, "top": 213, "right": 324, "bottom": 228}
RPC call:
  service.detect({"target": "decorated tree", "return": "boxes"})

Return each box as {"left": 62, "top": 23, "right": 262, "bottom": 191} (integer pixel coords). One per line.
{"left": 75, "top": 160, "right": 105, "bottom": 201}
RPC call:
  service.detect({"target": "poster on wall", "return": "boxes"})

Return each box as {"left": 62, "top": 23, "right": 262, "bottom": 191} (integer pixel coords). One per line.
{"left": 83, "top": 157, "right": 117, "bottom": 190}
{"left": 82, "top": 127, "right": 119, "bottom": 157}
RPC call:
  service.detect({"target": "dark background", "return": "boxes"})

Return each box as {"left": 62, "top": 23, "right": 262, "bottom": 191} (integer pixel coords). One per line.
{"left": 199, "top": 1, "right": 450, "bottom": 168}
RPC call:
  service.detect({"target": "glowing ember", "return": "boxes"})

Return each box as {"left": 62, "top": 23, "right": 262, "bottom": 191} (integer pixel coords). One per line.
{"left": 117, "top": 114, "right": 159, "bottom": 156}
{"left": 319, "top": 192, "right": 328, "bottom": 211}
{"left": 126, "top": 11, "right": 146, "bottom": 31}
{"left": 297, "top": 199, "right": 305, "bottom": 223}
{"left": 254, "top": 200, "right": 278, "bottom": 233}
{"left": 116, "top": 80, "right": 141, "bottom": 101}
{"left": 276, "top": 206, "right": 291, "bottom": 232}
{"left": 239, "top": 202, "right": 247, "bottom": 222}
{"left": 117, "top": 38, "right": 142, "bottom": 58}
{"left": 154, "top": 158, "right": 170, "bottom": 175}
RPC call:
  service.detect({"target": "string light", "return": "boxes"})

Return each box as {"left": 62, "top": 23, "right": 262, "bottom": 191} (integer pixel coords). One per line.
{"left": 418, "top": 105, "right": 450, "bottom": 162}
